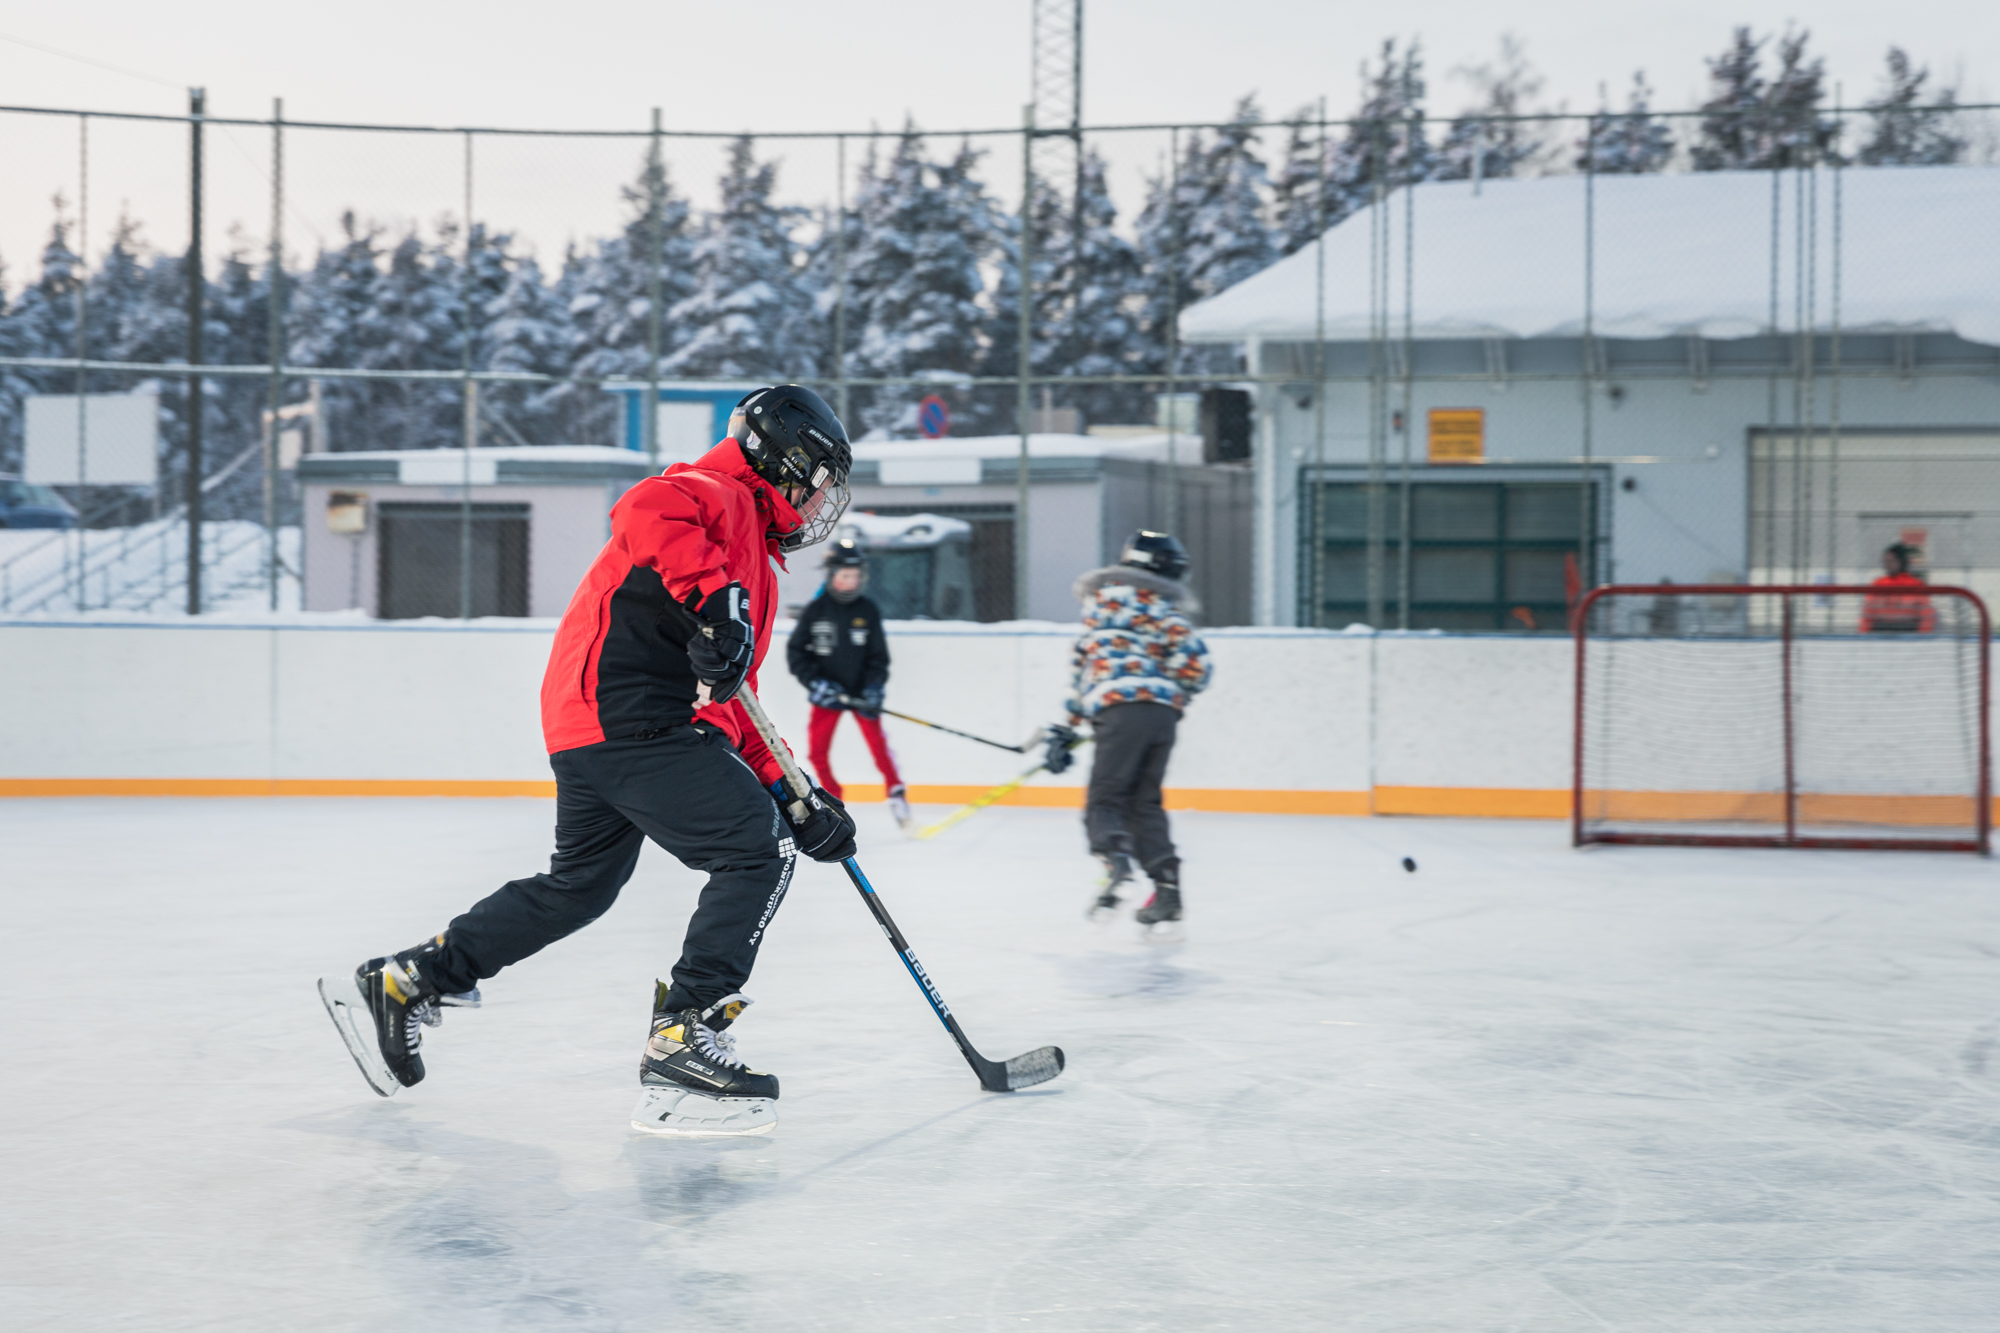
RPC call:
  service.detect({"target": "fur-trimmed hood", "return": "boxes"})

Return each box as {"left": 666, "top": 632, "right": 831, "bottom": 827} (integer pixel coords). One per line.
{"left": 1071, "top": 565, "right": 1200, "bottom": 616}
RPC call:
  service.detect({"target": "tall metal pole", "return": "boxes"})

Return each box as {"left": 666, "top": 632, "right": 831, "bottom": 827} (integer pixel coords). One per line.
{"left": 184, "top": 88, "right": 205, "bottom": 617}
{"left": 833, "top": 134, "right": 849, "bottom": 426}
{"left": 1070, "top": 0, "right": 1085, "bottom": 318}
{"left": 1763, "top": 148, "right": 1780, "bottom": 582}
{"left": 1365, "top": 120, "right": 1385, "bottom": 628}
{"left": 74, "top": 113, "right": 88, "bottom": 611}
{"left": 1398, "top": 111, "right": 1416, "bottom": 630}
{"left": 1015, "top": 105, "right": 1035, "bottom": 621}
{"left": 265, "top": 98, "right": 284, "bottom": 611}
{"left": 1580, "top": 113, "right": 1597, "bottom": 599}
{"left": 1165, "top": 127, "right": 1181, "bottom": 535}
{"left": 646, "top": 108, "right": 663, "bottom": 467}
{"left": 1827, "top": 93, "right": 1843, "bottom": 585}
{"left": 1308, "top": 99, "right": 1327, "bottom": 629}
{"left": 458, "top": 130, "right": 474, "bottom": 621}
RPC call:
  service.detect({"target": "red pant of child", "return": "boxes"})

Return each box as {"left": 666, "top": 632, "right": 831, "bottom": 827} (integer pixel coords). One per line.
{"left": 806, "top": 704, "right": 903, "bottom": 801}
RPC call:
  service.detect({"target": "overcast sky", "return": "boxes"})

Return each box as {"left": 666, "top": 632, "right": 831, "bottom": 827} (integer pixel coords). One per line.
{"left": 1, "top": 0, "right": 1993, "bottom": 281}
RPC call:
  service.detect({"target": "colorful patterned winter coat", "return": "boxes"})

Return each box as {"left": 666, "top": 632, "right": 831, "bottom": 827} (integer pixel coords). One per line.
{"left": 1064, "top": 567, "right": 1213, "bottom": 722}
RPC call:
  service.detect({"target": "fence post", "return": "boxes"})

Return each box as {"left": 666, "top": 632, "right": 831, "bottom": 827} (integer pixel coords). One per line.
{"left": 1165, "top": 125, "right": 1180, "bottom": 536}
{"left": 459, "top": 130, "right": 476, "bottom": 621}
{"left": 833, "top": 134, "right": 849, "bottom": 427}
{"left": 1580, "top": 112, "right": 1597, "bottom": 593}
{"left": 185, "top": 87, "right": 205, "bottom": 617}
{"left": 75, "top": 112, "right": 88, "bottom": 612}
{"left": 646, "top": 108, "right": 663, "bottom": 468}
{"left": 1015, "top": 104, "right": 1035, "bottom": 621}
{"left": 266, "top": 98, "right": 284, "bottom": 612}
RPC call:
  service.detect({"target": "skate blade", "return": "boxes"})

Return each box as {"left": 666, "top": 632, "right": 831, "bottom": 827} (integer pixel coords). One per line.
{"left": 1138, "top": 919, "right": 1185, "bottom": 945}
{"left": 630, "top": 1085, "right": 778, "bottom": 1138}
{"left": 318, "top": 976, "right": 399, "bottom": 1098}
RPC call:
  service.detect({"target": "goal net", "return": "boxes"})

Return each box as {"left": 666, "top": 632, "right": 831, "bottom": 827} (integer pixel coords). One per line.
{"left": 1574, "top": 585, "right": 1990, "bottom": 852}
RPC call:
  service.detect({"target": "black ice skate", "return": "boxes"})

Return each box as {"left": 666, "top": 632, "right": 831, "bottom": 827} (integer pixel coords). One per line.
{"left": 1088, "top": 852, "right": 1135, "bottom": 920}
{"left": 1134, "top": 866, "right": 1184, "bottom": 943}
{"left": 631, "top": 984, "right": 779, "bottom": 1136}
{"left": 888, "top": 783, "right": 912, "bottom": 832}
{"left": 319, "top": 936, "right": 480, "bottom": 1098}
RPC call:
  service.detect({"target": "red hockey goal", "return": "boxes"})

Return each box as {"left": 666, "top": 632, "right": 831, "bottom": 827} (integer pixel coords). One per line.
{"left": 1573, "top": 584, "right": 1990, "bottom": 852}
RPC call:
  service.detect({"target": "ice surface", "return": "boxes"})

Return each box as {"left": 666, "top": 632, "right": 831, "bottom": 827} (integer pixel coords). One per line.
{"left": 5, "top": 798, "right": 2000, "bottom": 1330}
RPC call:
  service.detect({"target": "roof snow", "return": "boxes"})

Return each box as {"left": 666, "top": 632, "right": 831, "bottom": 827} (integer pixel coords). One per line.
{"left": 1179, "top": 165, "right": 2000, "bottom": 347}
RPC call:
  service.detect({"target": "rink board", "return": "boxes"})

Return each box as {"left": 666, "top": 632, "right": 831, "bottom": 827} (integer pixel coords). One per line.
{"left": 6, "top": 618, "right": 1990, "bottom": 821}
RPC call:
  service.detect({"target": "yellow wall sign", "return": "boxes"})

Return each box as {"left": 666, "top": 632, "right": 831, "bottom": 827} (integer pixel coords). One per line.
{"left": 1428, "top": 409, "right": 1485, "bottom": 464}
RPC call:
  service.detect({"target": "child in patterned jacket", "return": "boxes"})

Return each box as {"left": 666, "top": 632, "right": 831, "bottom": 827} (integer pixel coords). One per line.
{"left": 1043, "top": 531, "right": 1212, "bottom": 938}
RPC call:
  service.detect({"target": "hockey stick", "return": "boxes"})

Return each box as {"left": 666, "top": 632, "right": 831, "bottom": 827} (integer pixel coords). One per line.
{"left": 834, "top": 694, "right": 1034, "bottom": 754}
{"left": 910, "top": 734, "right": 1091, "bottom": 842}
{"left": 733, "top": 681, "right": 1064, "bottom": 1092}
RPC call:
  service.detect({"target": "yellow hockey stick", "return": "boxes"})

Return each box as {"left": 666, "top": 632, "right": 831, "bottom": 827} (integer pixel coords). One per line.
{"left": 911, "top": 736, "right": 1090, "bottom": 842}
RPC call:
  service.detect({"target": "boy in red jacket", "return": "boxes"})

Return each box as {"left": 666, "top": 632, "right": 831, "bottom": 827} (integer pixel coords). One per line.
{"left": 321, "top": 386, "right": 856, "bottom": 1138}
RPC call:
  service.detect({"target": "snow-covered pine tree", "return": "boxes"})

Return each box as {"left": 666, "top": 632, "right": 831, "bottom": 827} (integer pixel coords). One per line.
{"left": 1691, "top": 28, "right": 1766, "bottom": 170}
{"left": 971, "top": 172, "right": 1061, "bottom": 434}
{"left": 1322, "top": 40, "right": 1431, "bottom": 226}
{"left": 1272, "top": 110, "right": 1331, "bottom": 257}
{"left": 1049, "top": 147, "right": 1147, "bottom": 424}
{"left": 849, "top": 127, "right": 991, "bottom": 436}
{"left": 369, "top": 226, "right": 463, "bottom": 451}
{"left": 1175, "top": 96, "right": 1278, "bottom": 374}
{"left": 202, "top": 232, "right": 274, "bottom": 519}
{"left": 288, "top": 213, "right": 386, "bottom": 453}
{"left": 1859, "top": 47, "right": 1967, "bottom": 165}
{"left": 1765, "top": 29, "right": 1839, "bottom": 165}
{"left": 1692, "top": 27, "right": 1838, "bottom": 170}
{"left": 567, "top": 151, "right": 697, "bottom": 447}
{"left": 1577, "top": 72, "right": 1676, "bottom": 173}
{"left": 483, "top": 255, "right": 572, "bottom": 446}
{"left": 1433, "top": 34, "right": 1550, "bottom": 183}
{"left": 1132, "top": 133, "right": 1202, "bottom": 380}
{"left": 666, "top": 136, "right": 814, "bottom": 381}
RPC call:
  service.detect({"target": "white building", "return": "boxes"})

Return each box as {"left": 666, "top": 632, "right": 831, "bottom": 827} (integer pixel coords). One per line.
{"left": 1180, "top": 165, "right": 2000, "bottom": 628}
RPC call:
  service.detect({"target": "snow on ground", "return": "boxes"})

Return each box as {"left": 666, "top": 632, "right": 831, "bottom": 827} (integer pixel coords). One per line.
{"left": 4, "top": 800, "right": 1999, "bottom": 1330}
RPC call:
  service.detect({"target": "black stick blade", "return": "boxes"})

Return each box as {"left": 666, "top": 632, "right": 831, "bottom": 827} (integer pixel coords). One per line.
{"left": 1001, "top": 1045, "right": 1065, "bottom": 1091}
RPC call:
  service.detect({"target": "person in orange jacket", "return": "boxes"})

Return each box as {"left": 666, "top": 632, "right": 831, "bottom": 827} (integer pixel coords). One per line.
{"left": 1858, "top": 542, "right": 1937, "bottom": 633}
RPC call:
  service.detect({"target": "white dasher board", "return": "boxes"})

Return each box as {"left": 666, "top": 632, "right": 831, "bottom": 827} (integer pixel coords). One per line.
{"left": 24, "top": 392, "right": 160, "bottom": 485}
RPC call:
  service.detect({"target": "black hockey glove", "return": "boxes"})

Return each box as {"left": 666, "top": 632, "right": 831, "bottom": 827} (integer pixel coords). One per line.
{"left": 687, "top": 582, "right": 753, "bottom": 705}
{"left": 1042, "top": 723, "right": 1080, "bottom": 774}
{"left": 857, "top": 685, "right": 885, "bottom": 717}
{"left": 806, "top": 677, "right": 845, "bottom": 709}
{"left": 770, "top": 779, "right": 858, "bottom": 863}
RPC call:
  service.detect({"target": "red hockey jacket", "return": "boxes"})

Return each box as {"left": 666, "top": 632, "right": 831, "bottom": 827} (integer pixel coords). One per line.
{"left": 539, "top": 439, "right": 799, "bottom": 783}
{"left": 1858, "top": 572, "right": 1938, "bottom": 634}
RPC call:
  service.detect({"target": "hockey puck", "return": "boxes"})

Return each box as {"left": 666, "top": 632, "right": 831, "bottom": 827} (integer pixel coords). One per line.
{"left": 1401, "top": 857, "right": 1417, "bottom": 873}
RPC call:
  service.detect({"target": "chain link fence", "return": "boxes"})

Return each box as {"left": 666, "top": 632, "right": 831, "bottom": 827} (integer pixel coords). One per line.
{"left": 0, "top": 97, "right": 1994, "bottom": 626}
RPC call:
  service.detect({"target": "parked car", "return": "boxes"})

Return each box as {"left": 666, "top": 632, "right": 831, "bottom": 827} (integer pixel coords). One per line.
{"left": 0, "top": 475, "right": 79, "bottom": 528}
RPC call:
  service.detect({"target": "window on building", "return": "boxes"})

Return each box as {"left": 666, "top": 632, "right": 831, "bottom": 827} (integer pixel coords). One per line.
{"left": 1302, "top": 480, "right": 1597, "bottom": 631}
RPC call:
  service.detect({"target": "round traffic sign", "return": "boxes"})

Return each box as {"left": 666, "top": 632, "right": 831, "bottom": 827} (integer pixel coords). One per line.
{"left": 917, "top": 395, "right": 951, "bottom": 439}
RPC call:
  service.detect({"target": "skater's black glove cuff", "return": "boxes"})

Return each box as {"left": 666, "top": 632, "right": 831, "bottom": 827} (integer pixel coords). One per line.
{"left": 773, "top": 781, "right": 858, "bottom": 863}
{"left": 686, "top": 582, "right": 753, "bottom": 705}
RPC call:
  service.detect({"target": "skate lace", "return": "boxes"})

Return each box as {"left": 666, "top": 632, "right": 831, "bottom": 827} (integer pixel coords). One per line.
{"left": 695, "top": 1023, "right": 742, "bottom": 1068}
{"left": 405, "top": 998, "right": 438, "bottom": 1047}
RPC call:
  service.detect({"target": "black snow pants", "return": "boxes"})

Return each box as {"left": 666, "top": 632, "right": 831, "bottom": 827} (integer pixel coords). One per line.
{"left": 424, "top": 725, "right": 792, "bottom": 1012}
{"left": 1083, "top": 701, "right": 1180, "bottom": 879}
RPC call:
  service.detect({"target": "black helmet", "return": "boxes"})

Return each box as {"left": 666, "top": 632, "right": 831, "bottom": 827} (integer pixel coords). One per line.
{"left": 730, "top": 385, "right": 853, "bottom": 552}
{"left": 1120, "top": 530, "right": 1190, "bottom": 582}
{"left": 824, "top": 538, "right": 867, "bottom": 569}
